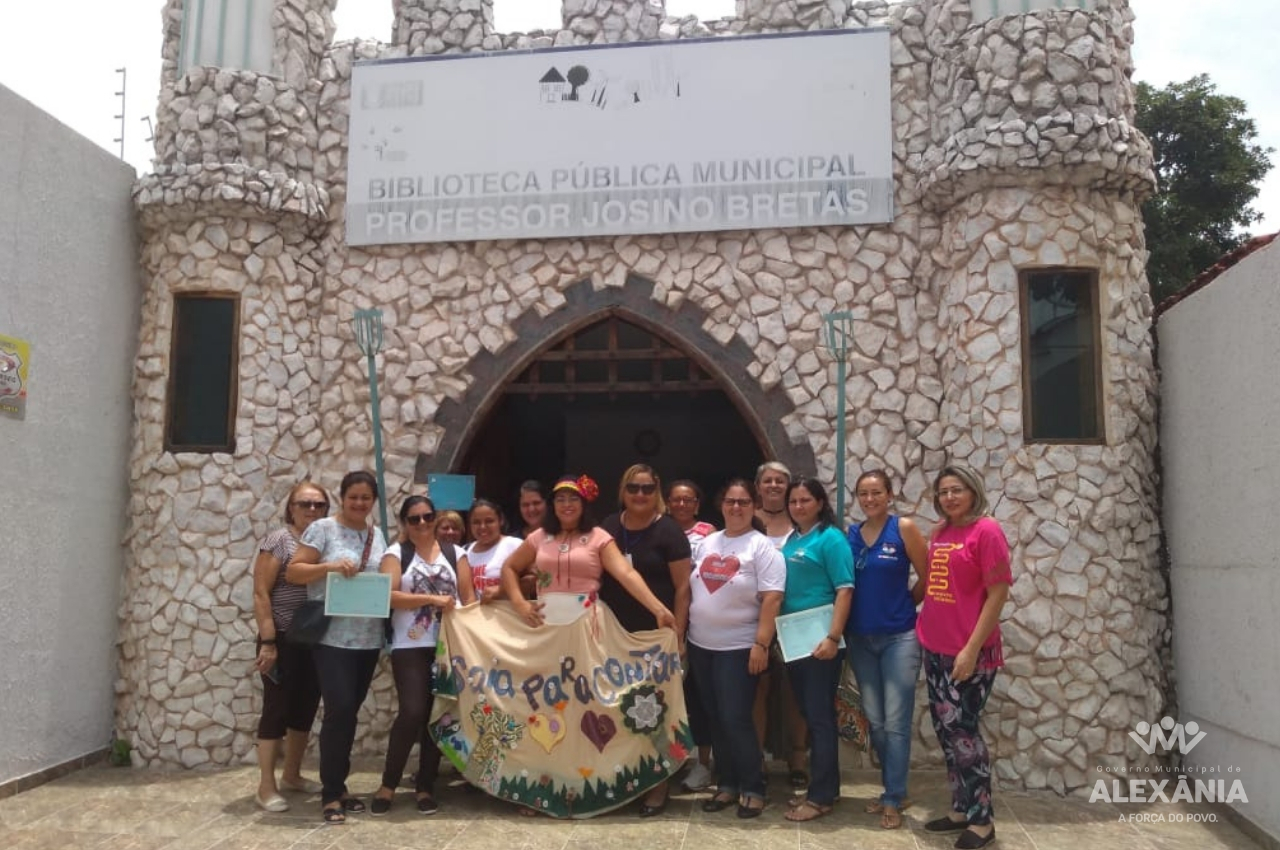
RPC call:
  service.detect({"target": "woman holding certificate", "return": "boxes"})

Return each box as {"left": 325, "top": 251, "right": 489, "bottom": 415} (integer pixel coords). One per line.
{"left": 688, "top": 479, "right": 785, "bottom": 819}
{"left": 287, "top": 470, "right": 388, "bottom": 825}
{"left": 779, "top": 477, "right": 853, "bottom": 823}
{"left": 369, "top": 495, "right": 464, "bottom": 817}
{"left": 917, "top": 466, "right": 1011, "bottom": 850}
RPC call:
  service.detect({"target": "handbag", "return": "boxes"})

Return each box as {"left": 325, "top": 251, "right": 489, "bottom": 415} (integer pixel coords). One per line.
{"left": 286, "top": 525, "right": 375, "bottom": 645}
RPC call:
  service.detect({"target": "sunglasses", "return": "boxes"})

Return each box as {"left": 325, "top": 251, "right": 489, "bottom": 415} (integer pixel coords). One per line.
{"left": 722, "top": 498, "right": 753, "bottom": 508}
{"left": 624, "top": 483, "right": 658, "bottom": 495}
{"left": 292, "top": 500, "right": 327, "bottom": 510}
{"left": 405, "top": 513, "right": 437, "bottom": 526}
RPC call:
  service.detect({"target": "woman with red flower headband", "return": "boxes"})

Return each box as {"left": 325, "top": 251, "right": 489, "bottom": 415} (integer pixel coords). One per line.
{"left": 499, "top": 474, "right": 676, "bottom": 632}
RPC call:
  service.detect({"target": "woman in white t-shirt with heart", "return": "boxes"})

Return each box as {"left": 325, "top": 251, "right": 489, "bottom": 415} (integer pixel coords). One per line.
{"left": 458, "top": 499, "right": 523, "bottom": 603}
{"left": 687, "top": 478, "right": 787, "bottom": 819}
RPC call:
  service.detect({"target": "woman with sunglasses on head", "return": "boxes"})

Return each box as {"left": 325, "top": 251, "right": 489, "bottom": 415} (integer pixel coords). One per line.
{"left": 917, "top": 465, "right": 1011, "bottom": 850}
{"left": 599, "top": 463, "right": 692, "bottom": 817}
{"left": 458, "top": 499, "right": 523, "bottom": 603}
{"left": 287, "top": 470, "right": 388, "bottom": 825}
{"left": 369, "top": 496, "right": 468, "bottom": 817}
{"left": 250, "top": 481, "right": 328, "bottom": 813}
{"left": 845, "top": 469, "right": 928, "bottom": 831}
{"left": 780, "top": 477, "right": 853, "bottom": 823}
{"left": 688, "top": 479, "right": 785, "bottom": 820}
{"left": 665, "top": 478, "right": 717, "bottom": 792}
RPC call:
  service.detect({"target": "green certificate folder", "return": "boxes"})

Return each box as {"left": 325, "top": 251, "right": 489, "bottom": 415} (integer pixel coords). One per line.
{"left": 324, "top": 572, "right": 392, "bottom": 618}
{"left": 775, "top": 604, "right": 846, "bottom": 662}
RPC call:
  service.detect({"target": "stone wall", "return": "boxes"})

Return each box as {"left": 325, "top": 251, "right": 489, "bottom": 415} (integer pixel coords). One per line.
{"left": 122, "top": 0, "right": 1169, "bottom": 794}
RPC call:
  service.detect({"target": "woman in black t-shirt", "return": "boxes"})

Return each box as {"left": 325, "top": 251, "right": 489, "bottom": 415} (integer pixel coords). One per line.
{"left": 599, "top": 463, "right": 691, "bottom": 816}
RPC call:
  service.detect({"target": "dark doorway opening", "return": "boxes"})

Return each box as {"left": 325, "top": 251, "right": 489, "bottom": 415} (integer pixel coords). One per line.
{"left": 458, "top": 315, "right": 766, "bottom": 525}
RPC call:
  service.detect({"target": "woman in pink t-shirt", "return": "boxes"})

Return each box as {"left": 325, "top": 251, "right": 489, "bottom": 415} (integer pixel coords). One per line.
{"left": 499, "top": 474, "right": 676, "bottom": 629}
{"left": 916, "top": 465, "right": 1011, "bottom": 850}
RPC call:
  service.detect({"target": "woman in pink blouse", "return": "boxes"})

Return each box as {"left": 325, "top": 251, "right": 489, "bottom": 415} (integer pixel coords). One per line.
{"left": 916, "top": 465, "right": 1012, "bottom": 850}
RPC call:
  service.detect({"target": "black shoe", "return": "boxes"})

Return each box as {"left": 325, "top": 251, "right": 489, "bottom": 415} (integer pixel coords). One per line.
{"left": 416, "top": 794, "right": 439, "bottom": 816}
{"left": 955, "top": 826, "right": 995, "bottom": 849}
{"left": 737, "top": 800, "right": 765, "bottom": 819}
{"left": 924, "top": 815, "right": 969, "bottom": 833}
{"left": 702, "top": 794, "right": 735, "bottom": 813}
{"left": 639, "top": 794, "right": 668, "bottom": 818}
{"left": 369, "top": 796, "right": 392, "bottom": 816}
{"left": 340, "top": 797, "right": 366, "bottom": 814}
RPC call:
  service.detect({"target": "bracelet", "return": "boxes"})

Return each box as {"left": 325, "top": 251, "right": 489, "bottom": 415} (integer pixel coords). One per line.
{"left": 825, "top": 634, "right": 840, "bottom": 643}
{"left": 259, "top": 638, "right": 277, "bottom": 646}
{"left": 753, "top": 641, "right": 769, "bottom": 651}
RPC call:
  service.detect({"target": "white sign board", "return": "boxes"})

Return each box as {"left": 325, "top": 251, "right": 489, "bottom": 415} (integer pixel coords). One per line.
{"left": 347, "top": 29, "right": 893, "bottom": 245}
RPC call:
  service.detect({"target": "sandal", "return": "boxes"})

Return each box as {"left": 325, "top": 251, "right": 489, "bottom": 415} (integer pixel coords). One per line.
{"left": 702, "top": 792, "right": 736, "bottom": 813}
{"left": 340, "top": 797, "right": 366, "bottom": 814}
{"left": 880, "top": 806, "right": 903, "bottom": 830}
{"left": 784, "top": 800, "right": 833, "bottom": 822}
{"left": 864, "top": 799, "right": 913, "bottom": 813}
{"left": 737, "top": 797, "right": 766, "bottom": 819}
{"left": 322, "top": 805, "right": 346, "bottom": 825}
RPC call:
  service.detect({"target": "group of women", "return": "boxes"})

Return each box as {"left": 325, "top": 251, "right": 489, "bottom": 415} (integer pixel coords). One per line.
{"left": 249, "top": 461, "right": 1010, "bottom": 849}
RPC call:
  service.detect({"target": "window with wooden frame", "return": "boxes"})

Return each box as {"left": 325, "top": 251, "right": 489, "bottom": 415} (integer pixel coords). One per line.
{"left": 166, "top": 293, "right": 240, "bottom": 453}
{"left": 1019, "top": 268, "right": 1103, "bottom": 443}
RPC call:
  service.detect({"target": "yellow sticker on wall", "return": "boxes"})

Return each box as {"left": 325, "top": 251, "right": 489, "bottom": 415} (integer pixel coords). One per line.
{"left": 0, "top": 334, "right": 30, "bottom": 420}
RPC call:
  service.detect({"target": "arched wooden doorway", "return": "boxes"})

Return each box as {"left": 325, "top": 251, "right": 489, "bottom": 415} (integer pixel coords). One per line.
{"left": 459, "top": 313, "right": 765, "bottom": 521}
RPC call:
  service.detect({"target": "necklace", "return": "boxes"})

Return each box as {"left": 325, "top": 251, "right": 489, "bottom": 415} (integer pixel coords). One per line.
{"left": 761, "top": 507, "right": 786, "bottom": 516}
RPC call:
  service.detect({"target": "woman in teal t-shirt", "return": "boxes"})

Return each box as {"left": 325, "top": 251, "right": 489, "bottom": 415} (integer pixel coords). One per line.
{"left": 780, "top": 477, "right": 853, "bottom": 822}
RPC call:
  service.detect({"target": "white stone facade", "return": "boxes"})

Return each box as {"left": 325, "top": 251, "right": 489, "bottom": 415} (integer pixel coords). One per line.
{"left": 121, "top": 0, "right": 1168, "bottom": 794}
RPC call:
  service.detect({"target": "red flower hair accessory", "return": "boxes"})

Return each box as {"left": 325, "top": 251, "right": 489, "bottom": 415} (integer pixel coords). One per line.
{"left": 552, "top": 474, "right": 600, "bottom": 503}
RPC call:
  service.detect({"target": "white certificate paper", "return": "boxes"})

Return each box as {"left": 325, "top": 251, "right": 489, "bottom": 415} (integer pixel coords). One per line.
{"left": 324, "top": 572, "right": 392, "bottom": 618}
{"left": 775, "top": 604, "right": 845, "bottom": 662}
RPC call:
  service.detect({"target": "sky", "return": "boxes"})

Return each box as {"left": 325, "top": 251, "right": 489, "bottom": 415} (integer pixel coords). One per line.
{"left": 1, "top": 0, "right": 1276, "bottom": 230}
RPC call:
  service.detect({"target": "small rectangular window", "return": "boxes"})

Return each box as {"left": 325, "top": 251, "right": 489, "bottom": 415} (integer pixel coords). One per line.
{"left": 166, "top": 294, "right": 239, "bottom": 452}
{"left": 1020, "top": 269, "right": 1103, "bottom": 443}
{"left": 971, "top": 0, "right": 1096, "bottom": 25}
{"left": 179, "top": 0, "right": 274, "bottom": 75}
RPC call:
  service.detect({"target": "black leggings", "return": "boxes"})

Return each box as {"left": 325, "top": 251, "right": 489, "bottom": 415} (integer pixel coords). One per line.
{"left": 313, "top": 644, "right": 380, "bottom": 805}
{"left": 380, "top": 647, "right": 441, "bottom": 794}
{"left": 257, "top": 635, "right": 321, "bottom": 740}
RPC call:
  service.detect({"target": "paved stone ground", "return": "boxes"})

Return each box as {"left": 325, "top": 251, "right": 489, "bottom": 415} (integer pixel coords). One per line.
{"left": 0, "top": 761, "right": 1265, "bottom": 850}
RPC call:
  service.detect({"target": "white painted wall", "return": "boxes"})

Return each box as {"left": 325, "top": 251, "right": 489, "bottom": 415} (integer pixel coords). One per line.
{"left": 0, "top": 84, "right": 139, "bottom": 783}
{"left": 1159, "top": 238, "right": 1280, "bottom": 842}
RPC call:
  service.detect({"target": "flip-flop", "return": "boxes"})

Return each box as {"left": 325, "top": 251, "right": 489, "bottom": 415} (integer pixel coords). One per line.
{"left": 784, "top": 800, "right": 832, "bottom": 822}
{"left": 865, "top": 798, "right": 913, "bottom": 814}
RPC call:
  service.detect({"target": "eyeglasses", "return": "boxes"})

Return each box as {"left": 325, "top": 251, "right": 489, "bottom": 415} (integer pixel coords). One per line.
{"left": 405, "top": 513, "right": 437, "bottom": 526}
{"left": 292, "top": 500, "right": 327, "bottom": 511}
{"left": 624, "top": 483, "right": 658, "bottom": 495}
{"left": 722, "top": 498, "right": 753, "bottom": 508}
{"left": 937, "top": 487, "right": 969, "bottom": 498}
{"left": 668, "top": 497, "right": 698, "bottom": 505}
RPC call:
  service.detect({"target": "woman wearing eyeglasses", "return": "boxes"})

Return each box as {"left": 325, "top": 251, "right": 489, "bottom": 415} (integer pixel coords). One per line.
{"left": 287, "top": 470, "right": 389, "bottom": 825}
{"left": 688, "top": 479, "right": 785, "bottom": 819}
{"left": 369, "top": 495, "right": 468, "bottom": 817}
{"left": 599, "top": 463, "right": 691, "bottom": 816}
{"left": 916, "top": 465, "right": 1011, "bottom": 850}
{"left": 250, "top": 481, "right": 328, "bottom": 813}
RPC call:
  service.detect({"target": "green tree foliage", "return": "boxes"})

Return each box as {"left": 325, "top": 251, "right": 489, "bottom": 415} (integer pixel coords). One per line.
{"left": 1135, "top": 75, "right": 1272, "bottom": 303}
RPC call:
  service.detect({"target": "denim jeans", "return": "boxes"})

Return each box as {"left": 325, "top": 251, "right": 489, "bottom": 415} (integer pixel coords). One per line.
{"left": 786, "top": 651, "right": 844, "bottom": 806}
{"left": 847, "top": 629, "right": 921, "bottom": 808}
{"left": 688, "top": 643, "right": 765, "bottom": 799}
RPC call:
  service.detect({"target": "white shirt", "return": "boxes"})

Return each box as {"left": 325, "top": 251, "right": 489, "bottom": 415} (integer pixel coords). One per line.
{"left": 464, "top": 535, "right": 523, "bottom": 596}
{"left": 689, "top": 529, "right": 787, "bottom": 651}
{"left": 388, "top": 542, "right": 458, "bottom": 650}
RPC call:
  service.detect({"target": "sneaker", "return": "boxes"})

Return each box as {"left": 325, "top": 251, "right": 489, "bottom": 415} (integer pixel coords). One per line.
{"left": 682, "top": 762, "right": 714, "bottom": 791}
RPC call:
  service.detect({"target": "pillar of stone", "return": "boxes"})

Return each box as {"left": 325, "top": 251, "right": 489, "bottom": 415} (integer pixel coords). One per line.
{"left": 561, "top": 0, "right": 665, "bottom": 43}
{"left": 393, "top": 0, "right": 495, "bottom": 55}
